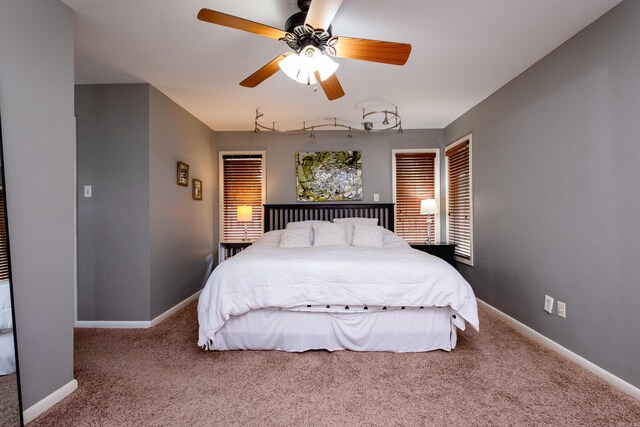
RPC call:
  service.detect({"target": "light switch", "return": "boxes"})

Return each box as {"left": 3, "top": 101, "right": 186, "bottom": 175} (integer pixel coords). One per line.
{"left": 84, "top": 185, "right": 92, "bottom": 198}
{"left": 373, "top": 193, "right": 380, "bottom": 202}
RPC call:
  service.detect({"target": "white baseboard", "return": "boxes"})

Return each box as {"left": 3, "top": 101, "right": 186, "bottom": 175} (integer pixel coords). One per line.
{"left": 150, "top": 290, "right": 201, "bottom": 327}
{"left": 75, "top": 290, "right": 201, "bottom": 329}
{"left": 478, "top": 299, "right": 640, "bottom": 401}
{"left": 24, "top": 379, "right": 78, "bottom": 424}
{"left": 75, "top": 320, "right": 151, "bottom": 328}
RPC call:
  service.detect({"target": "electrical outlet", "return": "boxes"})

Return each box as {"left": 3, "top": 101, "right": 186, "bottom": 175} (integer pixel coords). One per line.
{"left": 557, "top": 301, "right": 566, "bottom": 318}
{"left": 84, "top": 185, "right": 92, "bottom": 198}
{"left": 373, "top": 193, "right": 380, "bottom": 202}
{"left": 544, "top": 295, "right": 554, "bottom": 314}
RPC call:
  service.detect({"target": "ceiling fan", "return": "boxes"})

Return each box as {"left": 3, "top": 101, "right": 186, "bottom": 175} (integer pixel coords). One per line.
{"left": 197, "top": 0, "right": 412, "bottom": 101}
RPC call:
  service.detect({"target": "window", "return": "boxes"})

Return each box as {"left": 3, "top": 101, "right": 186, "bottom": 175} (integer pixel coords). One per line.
{"left": 392, "top": 149, "right": 440, "bottom": 243}
{"left": 219, "top": 152, "right": 265, "bottom": 242}
{"left": 446, "top": 135, "right": 473, "bottom": 265}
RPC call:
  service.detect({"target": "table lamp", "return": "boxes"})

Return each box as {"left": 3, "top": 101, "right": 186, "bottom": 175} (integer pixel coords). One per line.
{"left": 237, "top": 205, "right": 253, "bottom": 241}
{"left": 420, "top": 199, "right": 438, "bottom": 242}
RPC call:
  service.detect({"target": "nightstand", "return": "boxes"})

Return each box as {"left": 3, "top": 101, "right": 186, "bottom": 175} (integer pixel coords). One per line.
{"left": 219, "top": 242, "right": 251, "bottom": 264}
{"left": 410, "top": 242, "right": 456, "bottom": 266}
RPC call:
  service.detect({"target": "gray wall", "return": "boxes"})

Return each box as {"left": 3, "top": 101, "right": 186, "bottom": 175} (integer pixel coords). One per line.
{"left": 216, "top": 129, "right": 444, "bottom": 204}
{"left": 445, "top": 0, "right": 640, "bottom": 388}
{"left": 149, "top": 86, "right": 215, "bottom": 318}
{"left": 215, "top": 129, "right": 445, "bottom": 260}
{"left": 0, "top": 0, "right": 76, "bottom": 408}
{"left": 76, "top": 84, "right": 151, "bottom": 321}
{"left": 76, "top": 84, "right": 215, "bottom": 321}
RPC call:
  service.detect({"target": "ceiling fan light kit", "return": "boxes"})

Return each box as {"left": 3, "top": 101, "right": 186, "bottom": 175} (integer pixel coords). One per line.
{"left": 278, "top": 46, "right": 339, "bottom": 85}
{"left": 197, "top": 0, "right": 412, "bottom": 101}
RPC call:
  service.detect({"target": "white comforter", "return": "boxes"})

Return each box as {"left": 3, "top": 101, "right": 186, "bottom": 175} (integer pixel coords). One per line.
{"left": 198, "top": 230, "right": 479, "bottom": 348}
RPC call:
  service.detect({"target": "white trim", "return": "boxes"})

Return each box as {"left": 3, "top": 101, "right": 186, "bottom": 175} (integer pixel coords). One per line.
{"left": 75, "top": 290, "right": 202, "bottom": 329}
{"left": 150, "top": 289, "right": 201, "bottom": 327}
{"left": 218, "top": 150, "right": 267, "bottom": 244}
{"left": 24, "top": 379, "right": 78, "bottom": 424}
{"left": 74, "top": 115, "right": 78, "bottom": 323}
{"left": 478, "top": 300, "right": 640, "bottom": 401}
{"left": 75, "top": 320, "right": 151, "bottom": 329}
{"left": 391, "top": 148, "right": 441, "bottom": 241}
{"left": 445, "top": 134, "right": 474, "bottom": 266}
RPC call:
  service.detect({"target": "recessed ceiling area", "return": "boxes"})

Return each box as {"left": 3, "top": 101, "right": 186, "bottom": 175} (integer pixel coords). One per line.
{"left": 63, "top": 0, "right": 621, "bottom": 131}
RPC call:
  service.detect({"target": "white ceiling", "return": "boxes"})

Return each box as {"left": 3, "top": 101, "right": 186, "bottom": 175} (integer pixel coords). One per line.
{"left": 63, "top": 0, "right": 621, "bottom": 131}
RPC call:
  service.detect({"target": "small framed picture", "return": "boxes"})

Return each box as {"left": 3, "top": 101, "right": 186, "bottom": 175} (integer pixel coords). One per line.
{"left": 192, "top": 179, "right": 202, "bottom": 200}
{"left": 177, "top": 161, "right": 189, "bottom": 186}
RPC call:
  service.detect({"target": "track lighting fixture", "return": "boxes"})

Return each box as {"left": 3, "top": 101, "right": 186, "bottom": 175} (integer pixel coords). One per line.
{"left": 253, "top": 105, "right": 403, "bottom": 138}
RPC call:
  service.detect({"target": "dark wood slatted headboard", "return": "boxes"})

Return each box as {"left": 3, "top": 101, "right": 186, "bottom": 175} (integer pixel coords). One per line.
{"left": 264, "top": 204, "right": 395, "bottom": 232}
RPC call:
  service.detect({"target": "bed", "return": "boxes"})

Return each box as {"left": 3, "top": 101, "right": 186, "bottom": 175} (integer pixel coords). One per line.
{"left": 198, "top": 204, "right": 478, "bottom": 353}
{"left": 0, "top": 280, "right": 16, "bottom": 375}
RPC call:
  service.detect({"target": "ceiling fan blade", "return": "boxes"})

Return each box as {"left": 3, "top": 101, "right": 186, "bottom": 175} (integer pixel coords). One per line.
{"left": 315, "top": 71, "right": 345, "bottom": 101}
{"left": 240, "top": 53, "right": 289, "bottom": 88}
{"left": 332, "top": 36, "right": 412, "bottom": 66}
{"left": 197, "top": 8, "right": 287, "bottom": 41}
{"left": 305, "top": 0, "right": 343, "bottom": 31}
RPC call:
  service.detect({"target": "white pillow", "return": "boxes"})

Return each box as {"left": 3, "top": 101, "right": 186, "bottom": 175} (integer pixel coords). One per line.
{"left": 279, "top": 228, "right": 312, "bottom": 248}
{"left": 286, "top": 220, "right": 331, "bottom": 245}
{"left": 312, "top": 222, "right": 348, "bottom": 247}
{"left": 352, "top": 224, "right": 384, "bottom": 248}
{"left": 251, "top": 230, "right": 283, "bottom": 248}
{"left": 332, "top": 218, "right": 379, "bottom": 244}
{"left": 286, "top": 220, "right": 330, "bottom": 229}
{"left": 332, "top": 217, "right": 379, "bottom": 226}
{"left": 382, "top": 229, "right": 410, "bottom": 248}
{"left": 333, "top": 222, "right": 354, "bottom": 245}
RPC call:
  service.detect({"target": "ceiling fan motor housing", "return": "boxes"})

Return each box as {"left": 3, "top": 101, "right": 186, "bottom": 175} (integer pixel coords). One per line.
{"left": 297, "top": 0, "right": 313, "bottom": 12}
{"left": 285, "top": 11, "right": 308, "bottom": 34}
{"left": 195, "top": 1, "right": 412, "bottom": 102}
{"left": 284, "top": 11, "right": 333, "bottom": 52}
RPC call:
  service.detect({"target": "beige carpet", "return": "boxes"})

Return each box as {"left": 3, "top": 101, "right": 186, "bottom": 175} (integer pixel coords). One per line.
{"left": 0, "top": 373, "right": 20, "bottom": 427}
{"left": 31, "top": 302, "right": 640, "bottom": 426}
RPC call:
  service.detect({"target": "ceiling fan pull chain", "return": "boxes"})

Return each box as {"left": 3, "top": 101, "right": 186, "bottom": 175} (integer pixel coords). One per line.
{"left": 197, "top": 2, "right": 411, "bottom": 101}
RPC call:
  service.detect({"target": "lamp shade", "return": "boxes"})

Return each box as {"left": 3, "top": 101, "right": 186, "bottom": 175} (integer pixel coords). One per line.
{"left": 237, "top": 205, "right": 253, "bottom": 222}
{"left": 420, "top": 199, "right": 438, "bottom": 215}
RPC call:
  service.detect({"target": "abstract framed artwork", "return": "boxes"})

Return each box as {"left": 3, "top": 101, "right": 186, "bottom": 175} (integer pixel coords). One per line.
{"left": 192, "top": 178, "right": 202, "bottom": 200}
{"left": 295, "top": 151, "right": 362, "bottom": 202}
{"left": 177, "top": 161, "right": 189, "bottom": 186}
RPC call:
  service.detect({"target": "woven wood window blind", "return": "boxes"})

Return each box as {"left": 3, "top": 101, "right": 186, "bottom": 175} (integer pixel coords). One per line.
{"left": 446, "top": 141, "right": 471, "bottom": 260}
{"left": 394, "top": 152, "right": 436, "bottom": 243}
{"left": 222, "top": 154, "right": 264, "bottom": 242}
{"left": 0, "top": 189, "right": 9, "bottom": 280}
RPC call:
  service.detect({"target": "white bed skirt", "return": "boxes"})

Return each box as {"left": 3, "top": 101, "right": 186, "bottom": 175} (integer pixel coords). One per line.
{"left": 211, "top": 307, "right": 457, "bottom": 352}
{"left": 0, "top": 331, "right": 16, "bottom": 375}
